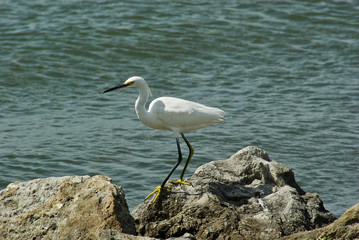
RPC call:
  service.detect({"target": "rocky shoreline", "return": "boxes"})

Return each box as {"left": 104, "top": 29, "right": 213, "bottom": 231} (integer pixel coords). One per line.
{"left": 1, "top": 146, "right": 358, "bottom": 239}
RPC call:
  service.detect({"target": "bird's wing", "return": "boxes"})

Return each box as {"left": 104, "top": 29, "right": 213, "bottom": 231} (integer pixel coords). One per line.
{"left": 148, "top": 97, "right": 224, "bottom": 131}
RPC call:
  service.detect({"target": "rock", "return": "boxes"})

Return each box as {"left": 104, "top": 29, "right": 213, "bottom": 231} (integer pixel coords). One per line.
{"left": 0, "top": 146, "right": 340, "bottom": 240}
{"left": 278, "top": 202, "right": 359, "bottom": 240}
{"left": 0, "top": 175, "right": 136, "bottom": 240}
{"left": 132, "top": 146, "right": 336, "bottom": 240}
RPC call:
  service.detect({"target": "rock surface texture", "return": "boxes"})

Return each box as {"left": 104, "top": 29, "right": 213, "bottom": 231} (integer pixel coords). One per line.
{"left": 279, "top": 203, "right": 359, "bottom": 240}
{"left": 0, "top": 175, "right": 136, "bottom": 240}
{"left": 132, "top": 146, "right": 336, "bottom": 240}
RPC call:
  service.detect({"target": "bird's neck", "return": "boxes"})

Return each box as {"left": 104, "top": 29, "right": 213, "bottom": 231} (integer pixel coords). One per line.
{"left": 135, "top": 84, "right": 151, "bottom": 121}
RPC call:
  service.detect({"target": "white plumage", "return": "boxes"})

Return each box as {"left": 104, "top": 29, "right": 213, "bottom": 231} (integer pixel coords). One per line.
{"left": 104, "top": 76, "right": 225, "bottom": 202}
{"left": 147, "top": 96, "right": 224, "bottom": 133}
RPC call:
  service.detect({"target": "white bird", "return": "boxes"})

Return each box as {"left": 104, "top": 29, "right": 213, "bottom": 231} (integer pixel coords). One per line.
{"left": 104, "top": 76, "right": 225, "bottom": 202}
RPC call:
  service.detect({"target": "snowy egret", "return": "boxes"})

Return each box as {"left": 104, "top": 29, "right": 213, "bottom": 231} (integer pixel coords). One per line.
{"left": 104, "top": 76, "right": 225, "bottom": 202}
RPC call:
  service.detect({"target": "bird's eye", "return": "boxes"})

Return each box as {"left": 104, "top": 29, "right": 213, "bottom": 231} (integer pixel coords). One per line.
{"left": 127, "top": 81, "right": 134, "bottom": 85}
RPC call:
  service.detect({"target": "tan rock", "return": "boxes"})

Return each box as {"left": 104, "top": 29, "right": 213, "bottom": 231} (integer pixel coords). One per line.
{"left": 0, "top": 175, "right": 136, "bottom": 240}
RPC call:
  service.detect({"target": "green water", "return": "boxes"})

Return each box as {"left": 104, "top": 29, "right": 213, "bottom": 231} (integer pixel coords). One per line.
{"left": 1, "top": 0, "right": 358, "bottom": 217}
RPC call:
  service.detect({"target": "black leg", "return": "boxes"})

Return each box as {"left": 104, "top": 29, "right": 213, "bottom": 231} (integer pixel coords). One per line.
{"left": 160, "top": 136, "right": 183, "bottom": 188}
{"left": 179, "top": 133, "right": 194, "bottom": 181}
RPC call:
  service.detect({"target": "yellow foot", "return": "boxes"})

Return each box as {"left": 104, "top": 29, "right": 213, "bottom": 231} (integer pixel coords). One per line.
{"left": 145, "top": 186, "right": 171, "bottom": 203}
{"left": 169, "top": 179, "right": 191, "bottom": 186}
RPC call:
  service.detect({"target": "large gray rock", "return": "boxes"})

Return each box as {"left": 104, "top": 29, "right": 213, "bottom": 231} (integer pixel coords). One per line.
{"left": 0, "top": 175, "right": 136, "bottom": 240}
{"left": 132, "top": 146, "right": 336, "bottom": 240}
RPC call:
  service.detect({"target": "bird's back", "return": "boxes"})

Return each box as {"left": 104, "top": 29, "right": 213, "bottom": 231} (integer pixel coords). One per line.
{"left": 148, "top": 97, "right": 224, "bottom": 133}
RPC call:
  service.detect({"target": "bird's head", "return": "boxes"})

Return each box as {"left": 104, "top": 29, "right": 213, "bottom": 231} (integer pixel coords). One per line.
{"left": 103, "top": 76, "right": 150, "bottom": 94}
{"left": 123, "top": 76, "right": 145, "bottom": 88}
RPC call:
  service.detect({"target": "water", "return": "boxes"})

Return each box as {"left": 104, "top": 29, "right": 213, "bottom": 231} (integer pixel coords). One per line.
{"left": 1, "top": 0, "right": 358, "bottom": 217}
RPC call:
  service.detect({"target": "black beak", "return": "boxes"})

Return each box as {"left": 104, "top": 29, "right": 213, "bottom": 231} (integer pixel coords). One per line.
{"left": 103, "top": 83, "right": 129, "bottom": 93}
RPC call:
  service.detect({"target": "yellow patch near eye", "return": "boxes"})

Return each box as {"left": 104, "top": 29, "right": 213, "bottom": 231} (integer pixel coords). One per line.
{"left": 126, "top": 81, "right": 134, "bottom": 85}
